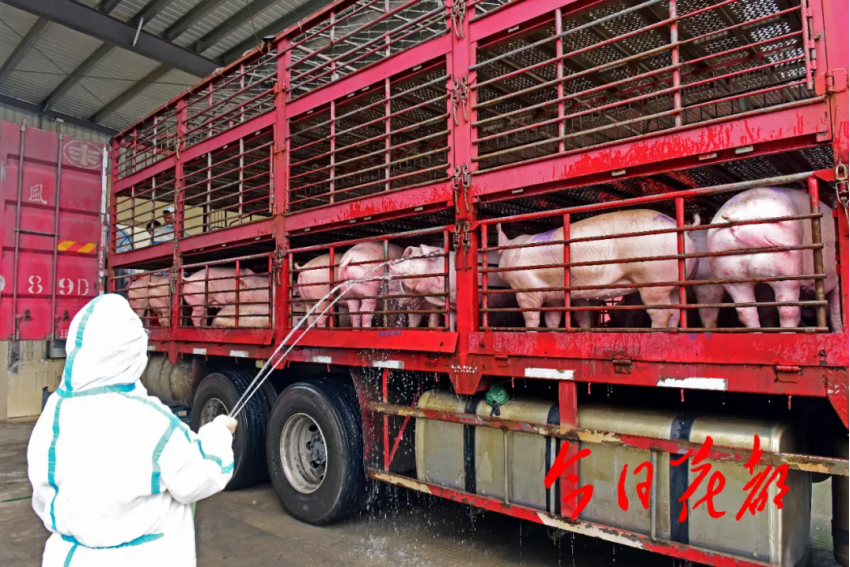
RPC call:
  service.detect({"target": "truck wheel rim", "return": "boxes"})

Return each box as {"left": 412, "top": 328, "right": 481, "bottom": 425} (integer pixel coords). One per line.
{"left": 200, "top": 397, "right": 228, "bottom": 426}
{"left": 280, "top": 413, "right": 326, "bottom": 494}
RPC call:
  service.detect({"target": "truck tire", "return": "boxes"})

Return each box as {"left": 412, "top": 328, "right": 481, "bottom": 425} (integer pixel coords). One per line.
{"left": 190, "top": 370, "right": 269, "bottom": 489}
{"left": 266, "top": 380, "right": 368, "bottom": 525}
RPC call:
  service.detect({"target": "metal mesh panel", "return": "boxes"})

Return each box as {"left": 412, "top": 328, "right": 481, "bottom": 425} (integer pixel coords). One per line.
{"left": 183, "top": 49, "right": 277, "bottom": 148}
{"left": 180, "top": 127, "right": 274, "bottom": 235}
{"left": 472, "top": 0, "right": 815, "bottom": 172}
{"left": 288, "top": 61, "right": 450, "bottom": 213}
{"left": 114, "top": 107, "right": 179, "bottom": 179}
{"left": 287, "top": 0, "right": 448, "bottom": 98}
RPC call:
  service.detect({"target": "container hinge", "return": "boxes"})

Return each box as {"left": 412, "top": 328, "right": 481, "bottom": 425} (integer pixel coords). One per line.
{"left": 612, "top": 357, "right": 632, "bottom": 374}
{"left": 273, "top": 246, "right": 286, "bottom": 286}
{"left": 274, "top": 140, "right": 286, "bottom": 155}
{"left": 835, "top": 162, "right": 848, "bottom": 215}
{"left": 450, "top": 0, "right": 466, "bottom": 39}
{"left": 826, "top": 69, "right": 847, "bottom": 93}
{"left": 451, "top": 76, "right": 469, "bottom": 126}
{"left": 774, "top": 364, "right": 801, "bottom": 383}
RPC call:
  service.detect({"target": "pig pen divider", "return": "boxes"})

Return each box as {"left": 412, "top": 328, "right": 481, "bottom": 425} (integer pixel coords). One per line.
{"left": 478, "top": 172, "right": 831, "bottom": 332}
{"left": 178, "top": 252, "right": 274, "bottom": 328}
{"left": 287, "top": 225, "right": 453, "bottom": 329}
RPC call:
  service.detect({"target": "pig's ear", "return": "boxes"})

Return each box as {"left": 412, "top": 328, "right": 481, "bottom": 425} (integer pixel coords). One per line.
{"left": 497, "top": 224, "right": 509, "bottom": 248}
{"left": 402, "top": 245, "right": 418, "bottom": 258}
{"left": 420, "top": 244, "right": 441, "bottom": 256}
{"left": 294, "top": 262, "right": 302, "bottom": 270}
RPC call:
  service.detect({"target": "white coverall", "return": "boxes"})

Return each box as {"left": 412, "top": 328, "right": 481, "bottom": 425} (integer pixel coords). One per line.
{"left": 27, "top": 294, "right": 235, "bottom": 567}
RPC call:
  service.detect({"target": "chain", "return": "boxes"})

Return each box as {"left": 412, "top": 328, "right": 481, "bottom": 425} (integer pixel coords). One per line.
{"left": 451, "top": 1, "right": 466, "bottom": 39}
{"left": 450, "top": 76, "right": 470, "bottom": 126}
{"left": 273, "top": 247, "right": 286, "bottom": 286}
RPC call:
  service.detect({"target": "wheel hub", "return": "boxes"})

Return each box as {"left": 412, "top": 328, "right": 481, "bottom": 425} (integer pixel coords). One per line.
{"left": 280, "top": 413, "right": 327, "bottom": 494}
{"left": 199, "top": 397, "right": 228, "bottom": 427}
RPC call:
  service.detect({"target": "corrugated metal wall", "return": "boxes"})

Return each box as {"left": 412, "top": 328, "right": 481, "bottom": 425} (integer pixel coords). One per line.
{"left": 0, "top": 102, "right": 110, "bottom": 143}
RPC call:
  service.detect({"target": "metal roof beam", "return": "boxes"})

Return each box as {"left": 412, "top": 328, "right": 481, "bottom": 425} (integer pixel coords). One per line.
{"left": 219, "top": 0, "right": 332, "bottom": 65}
{"left": 40, "top": 0, "right": 179, "bottom": 112}
{"left": 0, "top": 93, "right": 117, "bottom": 136}
{"left": 91, "top": 64, "right": 172, "bottom": 123}
{"left": 0, "top": 18, "right": 49, "bottom": 86}
{"left": 163, "top": 0, "right": 228, "bottom": 42}
{"left": 191, "top": 0, "right": 279, "bottom": 55}
{"left": 0, "top": 0, "right": 219, "bottom": 77}
{"left": 41, "top": 43, "right": 112, "bottom": 111}
{"left": 97, "top": 0, "right": 123, "bottom": 13}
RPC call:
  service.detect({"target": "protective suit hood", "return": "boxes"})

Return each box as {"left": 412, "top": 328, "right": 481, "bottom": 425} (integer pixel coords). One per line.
{"left": 62, "top": 294, "right": 148, "bottom": 392}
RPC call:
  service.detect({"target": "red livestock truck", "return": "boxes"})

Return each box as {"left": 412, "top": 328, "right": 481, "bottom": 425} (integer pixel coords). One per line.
{"left": 108, "top": 0, "right": 848, "bottom": 565}
{"left": 1, "top": 121, "right": 107, "bottom": 345}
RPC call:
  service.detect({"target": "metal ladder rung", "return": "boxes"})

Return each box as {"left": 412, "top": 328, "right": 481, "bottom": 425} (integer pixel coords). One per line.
{"left": 15, "top": 229, "right": 56, "bottom": 237}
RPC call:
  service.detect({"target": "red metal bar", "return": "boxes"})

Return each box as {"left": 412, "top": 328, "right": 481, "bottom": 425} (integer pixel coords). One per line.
{"left": 382, "top": 367, "right": 390, "bottom": 471}
{"left": 669, "top": 0, "right": 681, "bottom": 128}
{"left": 807, "top": 176, "right": 828, "bottom": 329}
{"left": 481, "top": 225, "right": 489, "bottom": 328}
{"left": 563, "top": 213, "right": 570, "bottom": 330}
{"left": 675, "top": 198, "right": 686, "bottom": 328}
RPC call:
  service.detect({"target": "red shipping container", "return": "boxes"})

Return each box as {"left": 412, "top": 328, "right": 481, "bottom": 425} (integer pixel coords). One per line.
{"left": 0, "top": 121, "right": 107, "bottom": 341}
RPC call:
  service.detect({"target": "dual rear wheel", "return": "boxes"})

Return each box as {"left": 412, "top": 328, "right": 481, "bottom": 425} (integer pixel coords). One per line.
{"left": 190, "top": 371, "right": 367, "bottom": 524}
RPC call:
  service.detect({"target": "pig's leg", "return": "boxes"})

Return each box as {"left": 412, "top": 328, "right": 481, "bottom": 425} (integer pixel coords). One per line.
{"left": 638, "top": 287, "right": 677, "bottom": 328}
{"left": 408, "top": 312, "right": 424, "bottom": 328}
{"left": 723, "top": 283, "right": 760, "bottom": 328}
{"left": 767, "top": 280, "right": 801, "bottom": 329}
{"left": 360, "top": 298, "right": 377, "bottom": 328}
{"left": 313, "top": 299, "right": 329, "bottom": 328}
{"left": 694, "top": 284, "right": 724, "bottom": 328}
{"left": 543, "top": 306, "right": 562, "bottom": 329}
{"left": 347, "top": 299, "right": 362, "bottom": 328}
{"left": 828, "top": 288, "right": 843, "bottom": 332}
{"left": 516, "top": 293, "right": 542, "bottom": 328}
{"left": 449, "top": 310, "right": 457, "bottom": 332}
{"left": 428, "top": 312, "right": 442, "bottom": 328}
{"left": 189, "top": 305, "right": 205, "bottom": 327}
{"left": 571, "top": 299, "right": 593, "bottom": 328}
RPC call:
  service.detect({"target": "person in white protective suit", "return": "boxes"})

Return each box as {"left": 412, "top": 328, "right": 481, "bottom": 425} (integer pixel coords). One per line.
{"left": 27, "top": 294, "right": 238, "bottom": 567}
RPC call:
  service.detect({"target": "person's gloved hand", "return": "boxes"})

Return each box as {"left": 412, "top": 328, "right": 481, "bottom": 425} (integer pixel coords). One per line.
{"left": 213, "top": 415, "right": 238, "bottom": 435}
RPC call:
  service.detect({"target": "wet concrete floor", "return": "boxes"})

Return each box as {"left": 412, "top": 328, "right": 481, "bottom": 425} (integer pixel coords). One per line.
{"left": 0, "top": 420, "right": 840, "bottom": 566}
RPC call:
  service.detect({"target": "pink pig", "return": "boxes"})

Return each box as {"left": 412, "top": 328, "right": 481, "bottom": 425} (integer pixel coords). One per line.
{"left": 182, "top": 267, "right": 256, "bottom": 327}
{"left": 128, "top": 274, "right": 171, "bottom": 328}
{"left": 293, "top": 253, "right": 339, "bottom": 328}
{"left": 496, "top": 209, "right": 699, "bottom": 329}
{"left": 337, "top": 242, "right": 403, "bottom": 328}
{"left": 212, "top": 303, "right": 270, "bottom": 328}
{"left": 707, "top": 187, "right": 840, "bottom": 330}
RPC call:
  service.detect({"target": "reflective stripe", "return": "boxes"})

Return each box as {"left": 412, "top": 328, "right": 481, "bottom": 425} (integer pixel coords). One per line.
{"left": 180, "top": 428, "right": 235, "bottom": 474}
{"left": 56, "top": 384, "right": 136, "bottom": 398}
{"left": 63, "top": 543, "right": 78, "bottom": 567}
{"left": 47, "top": 398, "right": 64, "bottom": 531}
{"left": 63, "top": 296, "right": 105, "bottom": 392}
{"left": 47, "top": 296, "right": 106, "bottom": 532}
{"left": 118, "top": 393, "right": 235, "bottom": 480}
{"left": 151, "top": 421, "right": 179, "bottom": 494}
{"left": 61, "top": 532, "right": 164, "bottom": 549}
